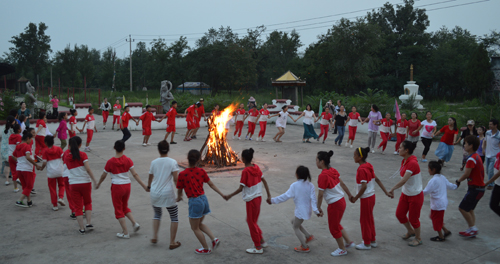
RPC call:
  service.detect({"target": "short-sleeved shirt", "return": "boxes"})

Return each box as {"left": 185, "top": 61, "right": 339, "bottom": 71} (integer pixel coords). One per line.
{"left": 69, "top": 116, "right": 77, "bottom": 132}
{"left": 348, "top": 112, "right": 360, "bottom": 127}
{"left": 235, "top": 109, "right": 246, "bottom": 121}
{"left": 317, "top": 167, "right": 344, "bottom": 204}
{"left": 258, "top": 109, "right": 269, "bottom": 122}
{"left": 186, "top": 105, "right": 196, "bottom": 121}
{"left": 400, "top": 155, "right": 422, "bottom": 196}
{"left": 485, "top": 130, "right": 500, "bottom": 158}
{"left": 104, "top": 155, "right": 134, "bottom": 185}
{"left": 166, "top": 108, "right": 177, "bottom": 125}
{"left": 50, "top": 98, "right": 59, "bottom": 108}
{"left": 276, "top": 111, "right": 289, "bottom": 128}
{"left": 334, "top": 113, "right": 348, "bottom": 127}
{"left": 240, "top": 164, "right": 263, "bottom": 202}
{"left": 113, "top": 104, "right": 122, "bottom": 116}
{"left": 212, "top": 109, "right": 220, "bottom": 117}
{"left": 367, "top": 111, "right": 383, "bottom": 132}
{"left": 85, "top": 114, "right": 95, "bottom": 130}
{"left": 465, "top": 153, "right": 485, "bottom": 187}
{"left": 302, "top": 110, "right": 315, "bottom": 125}
{"left": 408, "top": 119, "right": 421, "bottom": 136}
{"left": 149, "top": 157, "right": 180, "bottom": 207}
{"left": 420, "top": 120, "right": 437, "bottom": 138}
{"left": 356, "top": 163, "right": 376, "bottom": 198}
{"left": 42, "top": 146, "right": 64, "bottom": 178}
{"left": 247, "top": 108, "right": 259, "bottom": 123}
{"left": 8, "top": 134, "right": 22, "bottom": 157}
{"left": 121, "top": 112, "right": 131, "bottom": 128}
{"left": 196, "top": 105, "right": 205, "bottom": 121}
{"left": 439, "top": 126, "right": 458, "bottom": 145}
{"left": 177, "top": 167, "right": 210, "bottom": 198}
{"left": 36, "top": 120, "right": 47, "bottom": 136}
{"left": 397, "top": 119, "right": 408, "bottom": 135}
{"left": 14, "top": 143, "right": 34, "bottom": 172}
{"left": 379, "top": 118, "right": 393, "bottom": 133}
{"left": 320, "top": 112, "right": 333, "bottom": 125}
{"left": 64, "top": 151, "right": 90, "bottom": 185}
{"left": 140, "top": 112, "right": 154, "bottom": 129}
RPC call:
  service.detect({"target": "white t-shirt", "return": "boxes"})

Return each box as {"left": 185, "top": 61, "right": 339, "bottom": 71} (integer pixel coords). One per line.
{"left": 149, "top": 157, "right": 180, "bottom": 208}
{"left": 276, "top": 111, "right": 289, "bottom": 128}
{"left": 302, "top": 110, "right": 315, "bottom": 125}
{"left": 423, "top": 174, "right": 457, "bottom": 211}
{"left": 485, "top": 130, "right": 500, "bottom": 158}
{"left": 420, "top": 120, "right": 437, "bottom": 139}
{"left": 271, "top": 180, "right": 320, "bottom": 220}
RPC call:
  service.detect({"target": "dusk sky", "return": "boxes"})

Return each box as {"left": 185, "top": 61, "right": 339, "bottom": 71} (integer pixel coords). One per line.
{"left": 1, "top": 0, "right": 497, "bottom": 59}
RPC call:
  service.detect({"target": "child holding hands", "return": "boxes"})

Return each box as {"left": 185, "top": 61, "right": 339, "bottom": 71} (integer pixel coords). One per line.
{"left": 268, "top": 165, "right": 321, "bottom": 253}
{"left": 225, "top": 148, "right": 271, "bottom": 254}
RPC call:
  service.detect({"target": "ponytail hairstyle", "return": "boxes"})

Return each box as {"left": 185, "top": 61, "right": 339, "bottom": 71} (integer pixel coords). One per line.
{"left": 114, "top": 140, "right": 125, "bottom": 152}
{"left": 70, "top": 109, "right": 77, "bottom": 116}
{"left": 317, "top": 150, "right": 334, "bottom": 167}
{"left": 69, "top": 136, "right": 82, "bottom": 161}
{"left": 187, "top": 149, "right": 201, "bottom": 166}
{"left": 157, "top": 140, "right": 170, "bottom": 155}
{"left": 296, "top": 166, "right": 311, "bottom": 182}
{"left": 12, "top": 124, "right": 21, "bottom": 134}
{"left": 428, "top": 161, "right": 442, "bottom": 174}
{"left": 401, "top": 140, "right": 417, "bottom": 155}
{"left": 355, "top": 147, "right": 370, "bottom": 161}
{"left": 58, "top": 112, "right": 67, "bottom": 121}
{"left": 44, "top": 135, "right": 55, "bottom": 147}
{"left": 241, "top": 148, "right": 255, "bottom": 164}
{"left": 22, "top": 128, "right": 35, "bottom": 141}
{"left": 450, "top": 117, "right": 457, "bottom": 131}
{"left": 282, "top": 105, "right": 288, "bottom": 110}
{"left": 4, "top": 116, "right": 15, "bottom": 134}
{"left": 39, "top": 112, "right": 46, "bottom": 120}
{"left": 371, "top": 104, "right": 379, "bottom": 112}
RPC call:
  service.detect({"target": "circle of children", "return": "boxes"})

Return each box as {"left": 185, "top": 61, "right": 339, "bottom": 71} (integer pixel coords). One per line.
{"left": 1, "top": 95, "right": 500, "bottom": 257}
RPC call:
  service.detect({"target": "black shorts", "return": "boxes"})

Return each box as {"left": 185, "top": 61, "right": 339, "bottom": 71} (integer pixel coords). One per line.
{"left": 459, "top": 187, "right": 485, "bottom": 212}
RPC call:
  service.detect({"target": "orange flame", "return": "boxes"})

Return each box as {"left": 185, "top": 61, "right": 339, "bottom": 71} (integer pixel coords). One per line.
{"left": 205, "top": 104, "right": 238, "bottom": 165}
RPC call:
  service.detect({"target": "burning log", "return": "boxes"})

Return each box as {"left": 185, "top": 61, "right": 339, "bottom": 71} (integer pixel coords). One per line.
{"left": 200, "top": 105, "right": 239, "bottom": 168}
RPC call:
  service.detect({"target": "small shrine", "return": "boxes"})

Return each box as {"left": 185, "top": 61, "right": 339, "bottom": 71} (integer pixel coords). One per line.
{"left": 399, "top": 64, "right": 424, "bottom": 109}
{"left": 271, "top": 71, "right": 306, "bottom": 105}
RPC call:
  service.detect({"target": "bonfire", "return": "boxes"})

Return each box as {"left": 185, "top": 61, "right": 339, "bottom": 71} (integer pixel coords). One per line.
{"left": 200, "top": 104, "right": 239, "bottom": 167}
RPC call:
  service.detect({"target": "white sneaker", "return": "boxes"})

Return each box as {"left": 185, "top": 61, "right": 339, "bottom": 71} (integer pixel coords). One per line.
{"left": 261, "top": 139, "right": 266, "bottom": 142}
{"left": 5, "top": 181, "right": 10, "bottom": 186}
{"left": 146, "top": 143, "right": 151, "bottom": 146}
{"left": 345, "top": 142, "right": 349, "bottom": 147}
{"left": 13, "top": 188, "right": 19, "bottom": 193}
{"left": 142, "top": 143, "right": 147, "bottom": 146}
{"left": 246, "top": 247, "right": 264, "bottom": 254}
{"left": 394, "top": 151, "right": 398, "bottom": 155}
{"left": 355, "top": 243, "right": 371, "bottom": 250}
{"left": 381, "top": 151, "right": 385, "bottom": 155}
{"left": 116, "top": 233, "right": 130, "bottom": 239}
{"left": 370, "top": 242, "right": 378, "bottom": 248}
{"left": 232, "top": 135, "right": 235, "bottom": 139}
{"left": 261, "top": 242, "right": 268, "bottom": 248}
{"left": 249, "top": 138, "right": 252, "bottom": 141}
{"left": 331, "top": 248, "right": 347, "bottom": 257}
{"left": 350, "top": 145, "right": 353, "bottom": 148}
{"left": 245, "top": 136, "right": 249, "bottom": 140}
{"left": 238, "top": 137, "right": 241, "bottom": 140}
{"left": 133, "top": 223, "right": 140, "bottom": 232}
{"left": 58, "top": 198, "right": 66, "bottom": 206}
{"left": 84, "top": 147, "right": 90, "bottom": 152}
{"left": 52, "top": 207, "right": 59, "bottom": 211}
{"left": 371, "top": 150, "right": 375, "bottom": 153}
{"left": 345, "top": 242, "right": 356, "bottom": 249}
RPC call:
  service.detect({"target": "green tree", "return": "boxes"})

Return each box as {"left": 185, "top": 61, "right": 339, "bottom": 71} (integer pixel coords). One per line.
{"left": 464, "top": 43, "right": 494, "bottom": 99}
{"left": 7, "top": 22, "right": 51, "bottom": 80}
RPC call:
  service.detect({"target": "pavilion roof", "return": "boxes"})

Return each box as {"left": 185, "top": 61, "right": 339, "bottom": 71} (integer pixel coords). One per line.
{"left": 272, "top": 70, "right": 306, "bottom": 86}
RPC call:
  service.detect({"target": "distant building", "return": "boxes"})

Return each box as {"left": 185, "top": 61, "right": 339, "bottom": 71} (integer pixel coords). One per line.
{"left": 176, "top": 82, "right": 211, "bottom": 95}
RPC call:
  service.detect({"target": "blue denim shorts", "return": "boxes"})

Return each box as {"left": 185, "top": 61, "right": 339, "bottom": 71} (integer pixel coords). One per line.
{"left": 188, "top": 194, "right": 211, "bottom": 219}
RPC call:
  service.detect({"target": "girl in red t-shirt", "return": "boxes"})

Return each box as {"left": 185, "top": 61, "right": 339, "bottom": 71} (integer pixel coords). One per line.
{"left": 407, "top": 112, "right": 422, "bottom": 144}
{"left": 433, "top": 117, "right": 459, "bottom": 165}
{"left": 35, "top": 112, "right": 48, "bottom": 160}
{"left": 158, "top": 101, "right": 178, "bottom": 144}
{"left": 14, "top": 128, "right": 42, "bottom": 208}
{"left": 244, "top": 105, "right": 261, "bottom": 141}
{"left": 316, "top": 150, "right": 355, "bottom": 256}
{"left": 40, "top": 135, "right": 65, "bottom": 211}
{"left": 139, "top": 105, "right": 155, "bottom": 146}
{"left": 8, "top": 124, "right": 22, "bottom": 192}
{"left": 377, "top": 113, "right": 394, "bottom": 153}
{"left": 176, "top": 150, "right": 226, "bottom": 255}
{"left": 257, "top": 103, "right": 270, "bottom": 141}
{"left": 233, "top": 103, "right": 246, "bottom": 140}
{"left": 350, "top": 147, "right": 391, "bottom": 249}
{"left": 68, "top": 109, "right": 81, "bottom": 138}
{"left": 346, "top": 106, "right": 362, "bottom": 147}
{"left": 395, "top": 113, "right": 408, "bottom": 154}
{"left": 316, "top": 107, "right": 333, "bottom": 143}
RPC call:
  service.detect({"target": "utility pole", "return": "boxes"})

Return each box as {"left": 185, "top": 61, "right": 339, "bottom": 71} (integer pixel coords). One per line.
{"left": 112, "top": 48, "right": 116, "bottom": 92}
{"left": 126, "top": 35, "right": 135, "bottom": 92}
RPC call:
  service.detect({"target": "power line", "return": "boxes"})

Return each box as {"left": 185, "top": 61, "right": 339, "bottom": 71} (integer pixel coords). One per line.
{"left": 98, "top": 36, "right": 128, "bottom": 51}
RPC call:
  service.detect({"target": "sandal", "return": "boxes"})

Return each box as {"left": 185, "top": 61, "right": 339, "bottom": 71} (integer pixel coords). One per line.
{"left": 430, "top": 236, "right": 445, "bottom": 242}
{"left": 150, "top": 238, "right": 157, "bottom": 244}
{"left": 444, "top": 231, "right": 452, "bottom": 238}
{"left": 169, "top": 241, "right": 181, "bottom": 250}
{"left": 402, "top": 233, "right": 416, "bottom": 240}
{"left": 408, "top": 239, "right": 422, "bottom": 247}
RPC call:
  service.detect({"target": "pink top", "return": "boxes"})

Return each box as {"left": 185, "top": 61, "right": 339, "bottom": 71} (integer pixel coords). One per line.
{"left": 50, "top": 98, "right": 59, "bottom": 108}
{"left": 56, "top": 120, "right": 68, "bottom": 140}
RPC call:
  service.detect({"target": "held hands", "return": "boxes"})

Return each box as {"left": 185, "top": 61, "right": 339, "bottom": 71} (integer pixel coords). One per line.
{"left": 35, "top": 165, "right": 42, "bottom": 170}
{"left": 223, "top": 194, "right": 231, "bottom": 201}
{"left": 317, "top": 208, "right": 324, "bottom": 217}
{"left": 350, "top": 196, "right": 358, "bottom": 203}
{"left": 387, "top": 190, "right": 394, "bottom": 199}
{"left": 455, "top": 180, "right": 461, "bottom": 188}
{"left": 95, "top": 183, "right": 100, "bottom": 190}
{"left": 176, "top": 196, "right": 183, "bottom": 202}
{"left": 266, "top": 197, "right": 272, "bottom": 205}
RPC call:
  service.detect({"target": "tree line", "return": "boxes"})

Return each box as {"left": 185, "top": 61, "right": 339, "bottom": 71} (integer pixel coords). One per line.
{"left": 2, "top": 0, "right": 499, "bottom": 102}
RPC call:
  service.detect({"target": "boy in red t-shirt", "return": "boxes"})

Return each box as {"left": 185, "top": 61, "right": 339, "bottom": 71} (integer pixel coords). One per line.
{"left": 192, "top": 98, "right": 206, "bottom": 139}
{"left": 176, "top": 150, "right": 226, "bottom": 255}
{"left": 184, "top": 103, "right": 199, "bottom": 142}
{"left": 139, "top": 105, "right": 155, "bottom": 146}
{"left": 120, "top": 105, "right": 139, "bottom": 143}
{"left": 81, "top": 107, "right": 98, "bottom": 152}
{"left": 433, "top": 117, "right": 459, "bottom": 165}
{"left": 456, "top": 135, "right": 485, "bottom": 238}
{"left": 158, "top": 101, "right": 178, "bottom": 144}
{"left": 40, "top": 136, "right": 65, "bottom": 211}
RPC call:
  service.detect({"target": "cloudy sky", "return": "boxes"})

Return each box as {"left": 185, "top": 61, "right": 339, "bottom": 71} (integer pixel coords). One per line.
{"left": 1, "top": 0, "right": 497, "bottom": 59}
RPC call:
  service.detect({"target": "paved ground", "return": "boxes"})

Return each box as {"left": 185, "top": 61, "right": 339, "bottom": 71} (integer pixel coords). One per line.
{"left": 1, "top": 123, "right": 499, "bottom": 264}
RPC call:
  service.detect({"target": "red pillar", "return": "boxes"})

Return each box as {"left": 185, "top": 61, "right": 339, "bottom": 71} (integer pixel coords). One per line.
{"left": 98, "top": 89, "right": 101, "bottom": 108}
{"left": 67, "top": 87, "right": 69, "bottom": 104}
{"left": 84, "top": 76, "right": 86, "bottom": 88}
{"left": 58, "top": 78, "right": 61, "bottom": 99}
{"left": 84, "top": 88, "right": 87, "bottom": 102}
{"left": 73, "top": 88, "right": 75, "bottom": 104}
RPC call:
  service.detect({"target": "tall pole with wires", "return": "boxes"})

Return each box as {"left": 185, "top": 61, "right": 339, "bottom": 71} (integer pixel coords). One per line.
{"left": 126, "top": 35, "right": 135, "bottom": 92}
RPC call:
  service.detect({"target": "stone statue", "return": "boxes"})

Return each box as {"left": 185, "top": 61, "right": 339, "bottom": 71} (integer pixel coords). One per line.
{"left": 160, "top": 80, "right": 174, "bottom": 113}
{"left": 25, "top": 81, "right": 37, "bottom": 107}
